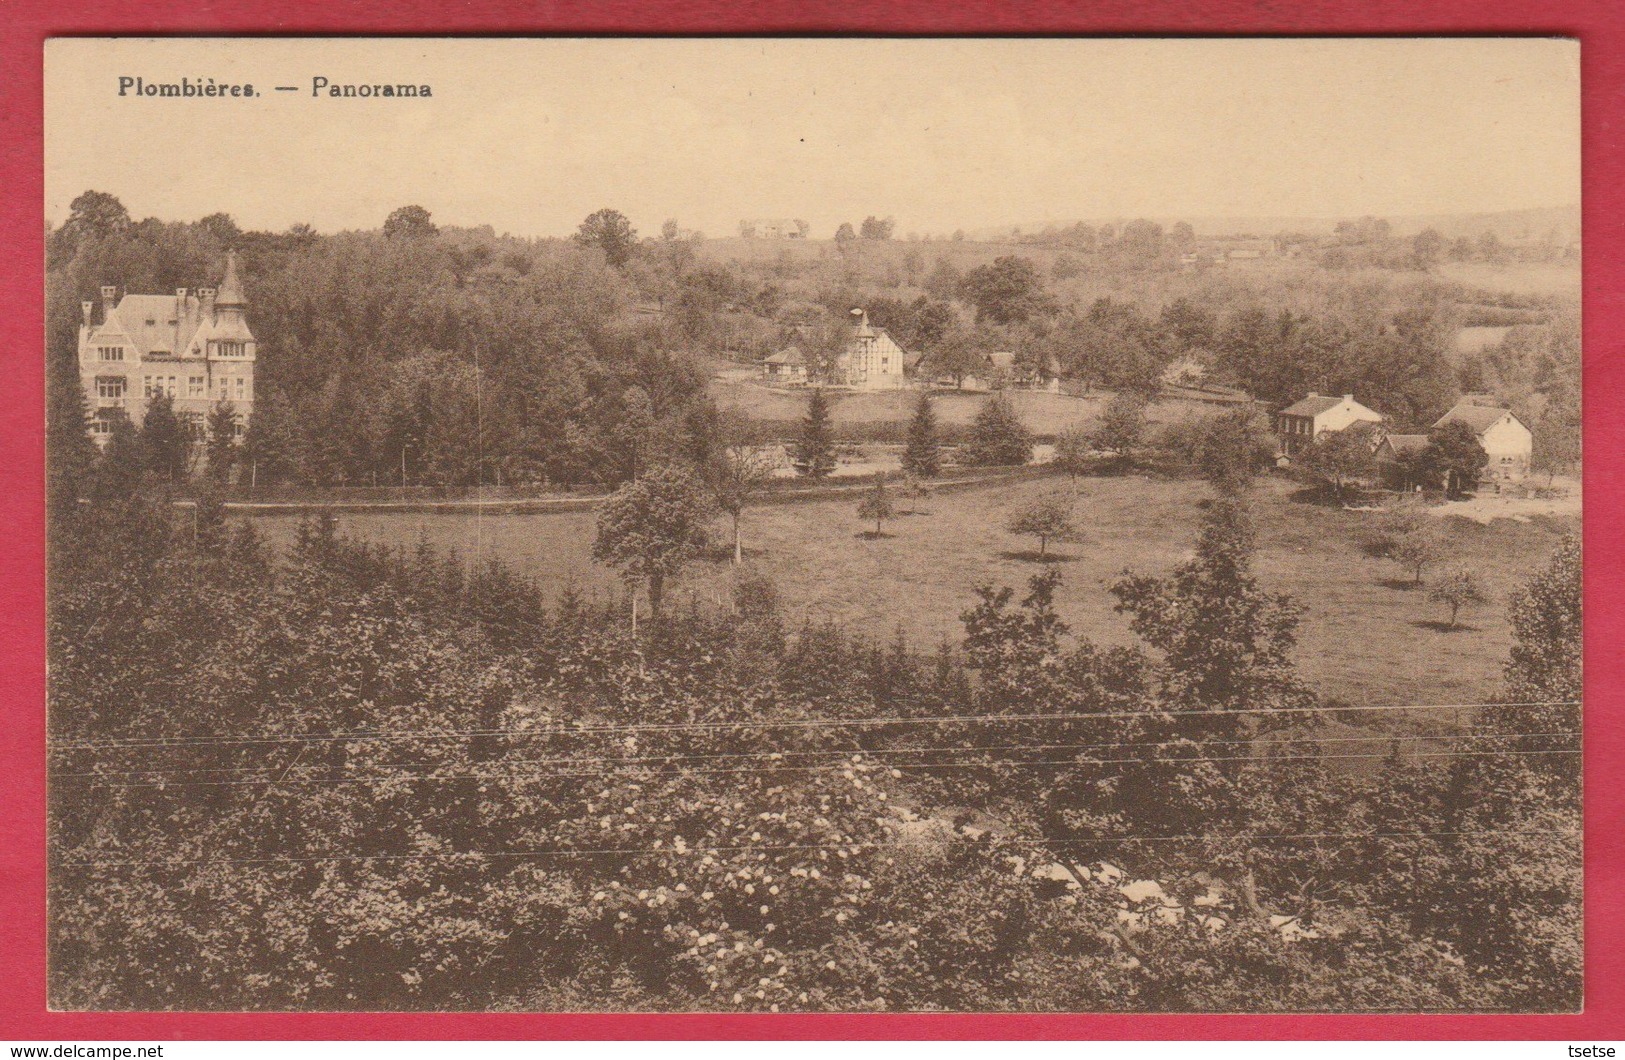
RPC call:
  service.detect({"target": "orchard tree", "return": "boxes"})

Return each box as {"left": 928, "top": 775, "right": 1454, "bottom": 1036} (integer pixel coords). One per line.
{"left": 1007, "top": 490, "right": 1078, "bottom": 558}
{"left": 1531, "top": 408, "right": 1581, "bottom": 486}
{"left": 793, "top": 388, "right": 837, "bottom": 478}
{"left": 901, "top": 391, "right": 941, "bottom": 478}
{"left": 1052, "top": 426, "right": 1093, "bottom": 479}
{"left": 1427, "top": 420, "right": 1489, "bottom": 496}
{"left": 1429, "top": 567, "right": 1488, "bottom": 629}
{"left": 857, "top": 476, "right": 896, "bottom": 536}
{"left": 1391, "top": 523, "right": 1444, "bottom": 586}
{"left": 592, "top": 463, "right": 711, "bottom": 617}
{"left": 703, "top": 420, "right": 781, "bottom": 565}
{"left": 574, "top": 208, "right": 638, "bottom": 269}
{"left": 962, "top": 394, "right": 1033, "bottom": 467}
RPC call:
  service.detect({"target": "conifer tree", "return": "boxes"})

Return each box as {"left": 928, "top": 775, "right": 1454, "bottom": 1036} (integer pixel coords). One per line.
{"left": 205, "top": 401, "right": 239, "bottom": 485}
{"left": 901, "top": 391, "right": 941, "bottom": 478}
{"left": 961, "top": 393, "right": 1033, "bottom": 467}
{"left": 141, "top": 392, "right": 189, "bottom": 484}
{"left": 793, "top": 388, "right": 837, "bottom": 479}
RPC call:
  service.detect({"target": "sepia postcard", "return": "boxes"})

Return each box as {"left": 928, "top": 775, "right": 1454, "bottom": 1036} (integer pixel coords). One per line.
{"left": 43, "top": 36, "right": 1581, "bottom": 1013}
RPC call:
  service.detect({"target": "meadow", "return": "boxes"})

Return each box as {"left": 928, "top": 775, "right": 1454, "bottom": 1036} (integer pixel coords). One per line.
{"left": 707, "top": 380, "right": 1219, "bottom": 438}
{"left": 248, "top": 472, "right": 1574, "bottom": 714}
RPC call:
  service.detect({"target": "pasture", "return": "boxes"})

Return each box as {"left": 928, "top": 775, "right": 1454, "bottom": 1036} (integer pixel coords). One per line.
{"left": 248, "top": 473, "right": 1574, "bottom": 715}
{"left": 709, "top": 381, "right": 1217, "bottom": 437}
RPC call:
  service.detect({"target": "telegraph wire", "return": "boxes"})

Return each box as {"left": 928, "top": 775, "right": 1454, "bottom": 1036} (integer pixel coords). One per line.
{"left": 57, "top": 828, "right": 1584, "bottom": 871}
{"left": 53, "top": 729, "right": 1580, "bottom": 780}
{"left": 47, "top": 699, "right": 1581, "bottom": 752}
{"left": 73, "top": 746, "right": 1580, "bottom": 791}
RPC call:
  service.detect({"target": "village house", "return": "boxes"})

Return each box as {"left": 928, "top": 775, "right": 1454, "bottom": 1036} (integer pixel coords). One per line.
{"left": 1433, "top": 395, "right": 1533, "bottom": 481}
{"left": 1274, "top": 392, "right": 1384, "bottom": 457}
{"left": 79, "top": 249, "right": 256, "bottom": 445}
{"left": 759, "top": 346, "right": 808, "bottom": 385}
{"left": 1374, "top": 433, "right": 1431, "bottom": 490}
{"left": 832, "top": 308, "right": 908, "bottom": 391}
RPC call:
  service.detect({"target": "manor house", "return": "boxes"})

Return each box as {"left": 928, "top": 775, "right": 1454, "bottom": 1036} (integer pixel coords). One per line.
{"left": 79, "top": 250, "right": 256, "bottom": 444}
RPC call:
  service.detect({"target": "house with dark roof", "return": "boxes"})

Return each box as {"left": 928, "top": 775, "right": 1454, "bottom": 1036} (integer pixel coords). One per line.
{"left": 760, "top": 346, "right": 808, "bottom": 385}
{"left": 78, "top": 249, "right": 256, "bottom": 445}
{"left": 1274, "top": 392, "right": 1384, "bottom": 456}
{"left": 1374, "top": 433, "right": 1431, "bottom": 490}
{"left": 1433, "top": 396, "right": 1532, "bottom": 481}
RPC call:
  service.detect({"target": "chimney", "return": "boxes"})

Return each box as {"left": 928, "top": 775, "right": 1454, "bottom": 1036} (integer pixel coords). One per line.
{"left": 198, "top": 287, "right": 217, "bottom": 323}
{"left": 176, "top": 287, "right": 187, "bottom": 302}
{"left": 100, "top": 285, "right": 117, "bottom": 318}
{"left": 80, "top": 300, "right": 92, "bottom": 326}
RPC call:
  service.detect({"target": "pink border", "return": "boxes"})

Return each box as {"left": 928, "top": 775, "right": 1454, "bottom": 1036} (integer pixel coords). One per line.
{"left": 3, "top": 0, "right": 1620, "bottom": 1040}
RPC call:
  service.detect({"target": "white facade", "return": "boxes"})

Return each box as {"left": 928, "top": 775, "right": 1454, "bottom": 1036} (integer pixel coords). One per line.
{"left": 1434, "top": 399, "right": 1533, "bottom": 481}
{"left": 837, "top": 310, "right": 907, "bottom": 391}
{"left": 1275, "top": 393, "right": 1384, "bottom": 456}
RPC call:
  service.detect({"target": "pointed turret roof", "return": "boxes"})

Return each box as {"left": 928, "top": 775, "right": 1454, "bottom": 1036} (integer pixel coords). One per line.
{"left": 216, "top": 249, "right": 245, "bottom": 307}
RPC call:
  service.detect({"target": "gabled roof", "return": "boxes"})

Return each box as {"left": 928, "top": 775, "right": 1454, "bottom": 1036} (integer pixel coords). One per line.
{"left": 1379, "top": 433, "right": 1430, "bottom": 455}
{"left": 1278, "top": 394, "right": 1346, "bottom": 418}
{"left": 112, "top": 294, "right": 191, "bottom": 357}
{"left": 986, "top": 350, "right": 1017, "bottom": 370}
{"left": 1433, "top": 400, "right": 1521, "bottom": 435}
{"left": 763, "top": 347, "right": 805, "bottom": 366}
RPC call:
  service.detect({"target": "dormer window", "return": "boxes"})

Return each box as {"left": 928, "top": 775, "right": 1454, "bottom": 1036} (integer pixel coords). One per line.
{"left": 96, "top": 346, "right": 123, "bottom": 362}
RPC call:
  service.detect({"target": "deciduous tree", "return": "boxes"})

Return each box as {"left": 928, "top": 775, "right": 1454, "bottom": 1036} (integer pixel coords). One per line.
{"left": 1007, "top": 490, "right": 1077, "bottom": 558}
{"left": 574, "top": 208, "right": 638, "bottom": 269}
{"left": 1429, "top": 567, "right": 1488, "bottom": 629}
{"left": 857, "top": 476, "right": 896, "bottom": 536}
{"left": 1427, "top": 420, "right": 1490, "bottom": 496}
{"left": 592, "top": 463, "right": 711, "bottom": 616}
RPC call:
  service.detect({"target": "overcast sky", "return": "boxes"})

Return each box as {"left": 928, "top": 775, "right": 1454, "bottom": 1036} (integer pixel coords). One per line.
{"left": 46, "top": 37, "right": 1580, "bottom": 239}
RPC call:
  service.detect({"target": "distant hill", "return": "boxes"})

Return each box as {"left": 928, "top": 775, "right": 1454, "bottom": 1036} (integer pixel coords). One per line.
{"left": 974, "top": 205, "right": 1580, "bottom": 244}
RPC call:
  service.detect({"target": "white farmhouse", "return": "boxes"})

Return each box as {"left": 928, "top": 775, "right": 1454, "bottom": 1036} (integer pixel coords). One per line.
{"left": 1433, "top": 396, "right": 1533, "bottom": 482}
{"left": 1274, "top": 392, "right": 1384, "bottom": 457}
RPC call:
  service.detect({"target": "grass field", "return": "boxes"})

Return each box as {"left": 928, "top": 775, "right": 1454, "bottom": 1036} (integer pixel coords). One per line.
{"left": 709, "top": 381, "right": 1214, "bottom": 437}
{"left": 249, "top": 473, "right": 1575, "bottom": 714}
